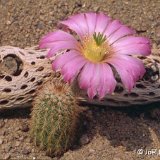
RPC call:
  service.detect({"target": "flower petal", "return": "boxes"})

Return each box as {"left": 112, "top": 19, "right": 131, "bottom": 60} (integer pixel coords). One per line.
{"left": 115, "top": 55, "right": 145, "bottom": 79}
{"left": 87, "top": 87, "right": 97, "bottom": 99}
{"left": 60, "top": 13, "right": 89, "bottom": 38}
{"left": 97, "top": 63, "right": 116, "bottom": 99}
{"left": 88, "top": 64, "right": 101, "bottom": 98}
{"left": 39, "top": 30, "right": 77, "bottom": 47}
{"left": 103, "top": 20, "right": 122, "bottom": 38}
{"left": 113, "top": 43, "right": 151, "bottom": 56}
{"left": 61, "top": 56, "right": 87, "bottom": 83}
{"left": 113, "top": 36, "right": 150, "bottom": 47}
{"left": 46, "top": 41, "right": 78, "bottom": 58}
{"left": 95, "top": 13, "right": 111, "bottom": 34}
{"left": 85, "top": 12, "right": 97, "bottom": 35}
{"left": 107, "top": 55, "right": 145, "bottom": 91}
{"left": 108, "top": 26, "right": 135, "bottom": 44}
{"left": 80, "top": 63, "right": 117, "bottom": 99}
{"left": 78, "top": 62, "right": 95, "bottom": 89}
{"left": 39, "top": 30, "right": 79, "bottom": 57}
{"left": 112, "top": 36, "right": 151, "bottom": 56}
{"left": 52, "top": 50, "right": 80, "bottom": 70}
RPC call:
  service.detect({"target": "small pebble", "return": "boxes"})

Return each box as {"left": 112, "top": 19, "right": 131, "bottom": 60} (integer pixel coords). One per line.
{"left": 22, "top": 148, "right": 31, "bottom": 155}
{"left": 26, "top": 137, "right": 32, "bottom": 143}
{"left": 4, "top": 154, "right": 11, "bottom": 160}
{"left": 36, "top": 21, "right": 44, "bottom": 29}
{"left": 19, "top": 136, "right": 24, "bottom": 141}
{"left": 6, "top": 20, "right": 12, "bottom": 25}
{"left": 15, "top": 141, "right": 21, "bottom": 147}
{"left": 4, "top": 119, "right": 8, "bottom": 123}
{"left": 80, "top": 134, "right": 90, "bottom": 145}
{"left": 21, "top": 123, "right": 29, "bottom": 132}
{"left": 0, "top": 137, "right": 4, "bottom": 144}
{"left": 5, "top": 144, "right": 12, "bottom": 152}
{"left": 15, "top": 127, "right": 20, "bottom": 131}
{"left": 113, "top": 157, "right": 121, "bottom": 160}
{"left": 1, "top": 130, "right": 6, "bottom": 136}
{"left": 89, "top": 149, "right": 95, "bottom": 153}
{"left": 93, "top": 6, "right": 100, "bottom": 12}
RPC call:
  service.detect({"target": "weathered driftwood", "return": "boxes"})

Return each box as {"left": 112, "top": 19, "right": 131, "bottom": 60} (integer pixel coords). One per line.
{"left": 0, "top": 46, "right": 160, "bottom": 110}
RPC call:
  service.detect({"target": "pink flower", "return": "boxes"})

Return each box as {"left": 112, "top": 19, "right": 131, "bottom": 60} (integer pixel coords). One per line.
{"left": 39, "top": 12, "right": 151, "bottom": 99}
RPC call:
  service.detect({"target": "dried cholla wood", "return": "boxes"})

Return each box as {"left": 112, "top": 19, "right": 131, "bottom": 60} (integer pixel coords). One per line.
{"left": 0, "top": 46, "right": 160, "bottom": 110}
{"left": 0, "top": 46, "right": 53, "bottom": 110}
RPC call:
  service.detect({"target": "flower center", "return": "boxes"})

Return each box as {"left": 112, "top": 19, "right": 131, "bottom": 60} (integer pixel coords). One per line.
{"left": 80, "top": 32, "right": 111, "bottom": 63}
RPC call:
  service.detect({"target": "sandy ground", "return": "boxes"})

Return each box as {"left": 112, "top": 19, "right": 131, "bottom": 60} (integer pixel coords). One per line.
{"left": 0, "top": 0, "right": 160, "bottom": 160}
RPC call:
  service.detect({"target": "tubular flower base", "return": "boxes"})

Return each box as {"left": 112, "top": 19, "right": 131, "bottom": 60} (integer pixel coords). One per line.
{"left": 40, "top": 12, "right": 151, "bottom": 99}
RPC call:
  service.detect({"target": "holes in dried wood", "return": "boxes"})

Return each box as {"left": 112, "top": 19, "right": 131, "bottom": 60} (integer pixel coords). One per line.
{"left": 27, "top": 89, "right": 35, "bottom": 94}
{"left": 124, "top": 94, "right": 128, "bottom": 97}
{"left": 43, "top": 73, "right": 51, "bottom": 78}
{"left": 31, "top": 61, "right": 35, "bottom": 65}
{"left": 36, "top": 66, "right": 44, "bottom": 72}
{"left": 28, "top": 52, "right": 35, "bottom": 54}
{"left": 3, "top": 88, "right": 11, "bottom": 92}
{"left": 16, "top": 97, "right": 24, "bottom": 101}
{"left": 115, "top": 85, "right": 124, "bottom": 93}
{"left": 129, "top": 92, "right": 139, "bottom": 97}
{"left": 149, "top": 92, "right": 155, "bottom": 96}
{"left": 55, "top": 72, "right": 61, "bottom": 78}
{"left": 21, "top": 84, "right": 28, "bottom": 89}
{"left": 0, "top": 75, "right": 5, "bottom": 79}
{"left": 30, "top": 77, "right": 35, "bottom": 82}
{"left": 3, "top": 54, "right": 23, "bottom": 76}
{"left": 0, "top": 100, "right": 9, "bottom": 105}
{"left": 143, "top": 67, "right": 159, "bottom": 82}
{"left": 136, "top": 84, "right": 146, "bottom": 89}
{"left": 24, "top": 71, "right": 29, "bottom": 78}
{"left": 37, "top": 80, "right": 43, "bottom": 85}
{"left": 5, "top": 76, "right": 12, "bottom": 81}
{"left": 37, "top": 55, "right": 45, "bottom": 59}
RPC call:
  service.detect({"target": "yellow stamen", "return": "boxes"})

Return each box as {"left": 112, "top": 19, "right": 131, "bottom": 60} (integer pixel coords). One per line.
{"left": 80, "top": 37, "right": 112, "bottom": 63}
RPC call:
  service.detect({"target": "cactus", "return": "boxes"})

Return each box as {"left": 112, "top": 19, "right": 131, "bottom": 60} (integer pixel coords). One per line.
{"left": 30, "top": 77, "right": 81, "bottom": 156}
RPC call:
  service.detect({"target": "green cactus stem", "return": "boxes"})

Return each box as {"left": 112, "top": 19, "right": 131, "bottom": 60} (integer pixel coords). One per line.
{"left": 30, "top": 78, "right": 81, "bottom": 156}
